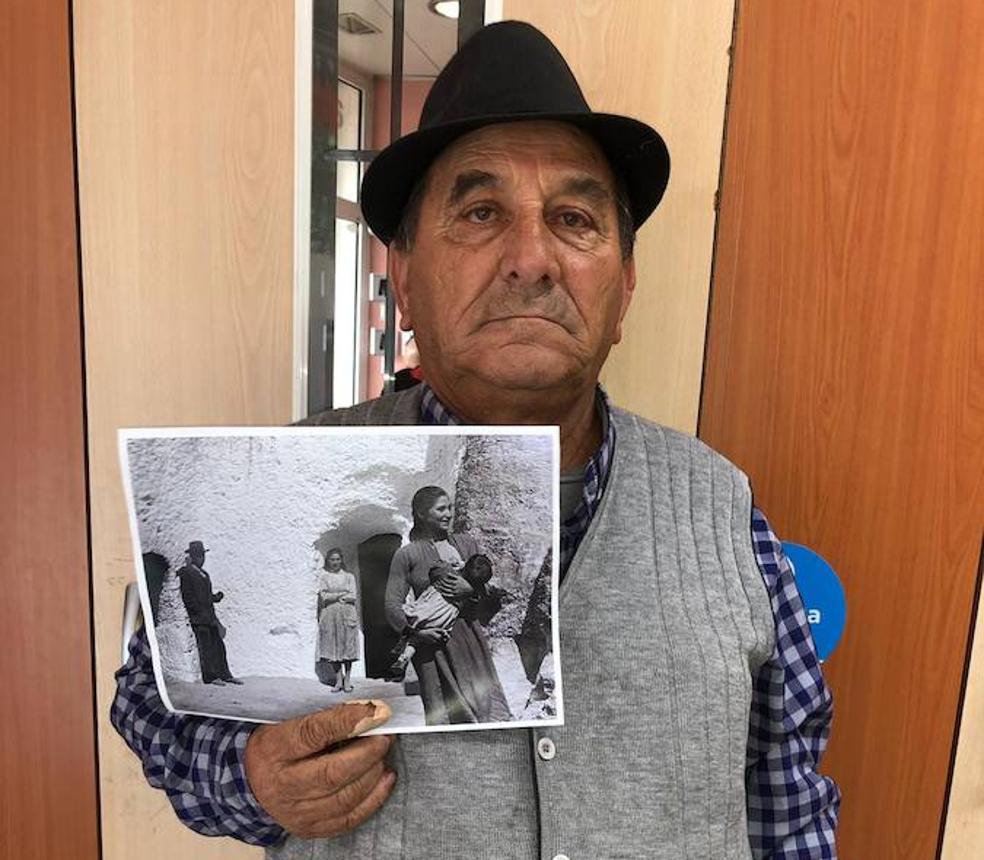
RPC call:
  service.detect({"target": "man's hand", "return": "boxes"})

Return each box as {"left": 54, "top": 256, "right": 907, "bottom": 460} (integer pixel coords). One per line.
{"left": 432, "top": 571, "right": 474, "bottom": 602}
{"left": 213, "top": 591, "right": 224, "bottom": 602}
{"left": 244, "top": 701, "right": 396, "bottom": 839}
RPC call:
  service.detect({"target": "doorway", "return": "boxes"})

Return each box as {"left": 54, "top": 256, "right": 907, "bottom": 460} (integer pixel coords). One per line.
{"left": 357, "top": 532, "right": 403, "bottom": 677}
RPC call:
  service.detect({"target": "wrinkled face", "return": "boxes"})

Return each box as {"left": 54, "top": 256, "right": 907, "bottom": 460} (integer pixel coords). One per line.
{"left": 389, "top": 121, "right": 635, "bottom": 392}
{"left": 325, "top": 551, "right": 343, "bottom": 571}
{"left": 424, "top": 495, "right": 453, "bottom": 534}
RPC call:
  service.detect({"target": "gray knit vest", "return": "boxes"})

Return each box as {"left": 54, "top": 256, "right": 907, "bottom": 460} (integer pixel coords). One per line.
{"left": 271, "top": 388, "right": 776, "bottom": 860}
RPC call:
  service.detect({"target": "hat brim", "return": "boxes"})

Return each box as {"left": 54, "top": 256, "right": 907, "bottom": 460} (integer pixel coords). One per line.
{"left": 361, "top": 112, "right": 670, "bottom": 246}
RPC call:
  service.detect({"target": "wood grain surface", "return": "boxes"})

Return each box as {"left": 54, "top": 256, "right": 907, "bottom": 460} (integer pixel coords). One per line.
{"left": 703, "top": 1, "right": 984, "bottom": 856}
{"left": 503, "top": 0, "right": 736, "bottom": 433}
{"left": 0, "top": 1, "right": 99, "bottom": 858}
{"left": 73, "top": 2, "right": 294, "bottom": 857}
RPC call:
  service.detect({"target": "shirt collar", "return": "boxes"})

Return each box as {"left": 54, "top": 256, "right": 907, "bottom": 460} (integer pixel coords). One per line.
{"left": 420, "top": 382, "right": 462, "bottom": 426}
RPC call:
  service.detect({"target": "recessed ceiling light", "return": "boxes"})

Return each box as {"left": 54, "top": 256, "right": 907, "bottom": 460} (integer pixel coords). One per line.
{"left": 428, "top": 0, "right": 459, "bottom": 20}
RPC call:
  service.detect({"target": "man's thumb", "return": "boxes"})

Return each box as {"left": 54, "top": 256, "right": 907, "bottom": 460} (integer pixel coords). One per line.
{"left": 289, "top": 700, "right": 392, "bottom": 756}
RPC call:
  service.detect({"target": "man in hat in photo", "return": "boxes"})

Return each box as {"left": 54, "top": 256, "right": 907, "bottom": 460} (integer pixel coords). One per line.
{"left": 177, "top": 540, "right": 242, "bottom": 686}
{"left": 111, "top": 20, "right": 839, "bottom": 858}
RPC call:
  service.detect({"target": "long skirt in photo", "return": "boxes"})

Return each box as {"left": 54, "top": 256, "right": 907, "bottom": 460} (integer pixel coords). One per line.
{"left": 318, "top": 602, "right": 359, "bottom": 662}
{"left": 192, "top": 624, "right": 232, "bottom": 683}
{"left": 413, "top": 616, "right": 512, "bottom": 725}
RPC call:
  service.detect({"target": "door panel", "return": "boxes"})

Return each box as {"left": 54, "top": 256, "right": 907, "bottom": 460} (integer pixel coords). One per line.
{"left": 74, "top": 2, "right": 295, "bottom": 857}
{"left": 702, "top": 2, "right": 984, "bottom": 855}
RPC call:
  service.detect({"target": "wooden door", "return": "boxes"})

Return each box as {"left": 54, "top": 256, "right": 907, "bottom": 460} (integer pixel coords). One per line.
{"left": 74, "top": 2, "right": 295, "bottom": 857}
{"left": 702, "top": 1, "right": 984, "bottom": 856}
{"left": 72, "top": 1, "right": 740, "bottom": 854}
{"left": 0, "top": 1, "right": 99, "bottom": 857}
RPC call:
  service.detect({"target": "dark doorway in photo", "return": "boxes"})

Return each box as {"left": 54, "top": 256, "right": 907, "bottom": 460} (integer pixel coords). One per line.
{"left": 142, "top": 551, "right": 169, "bottom": 624}
{"left": 358, "top": 532, "right": 403, "bottom": 677}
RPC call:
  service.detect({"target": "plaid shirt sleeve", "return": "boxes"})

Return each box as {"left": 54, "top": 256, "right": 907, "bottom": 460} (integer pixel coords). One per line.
{"left": 109, "top": 627, "right": 286, "bottom": 846}
{"left": 747, "top": 508, "right": 842, "bottom": 858}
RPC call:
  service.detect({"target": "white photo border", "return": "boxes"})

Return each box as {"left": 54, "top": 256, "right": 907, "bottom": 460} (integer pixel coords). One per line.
{"left": 118, "top": 423, "right": 563, "bottom": 735}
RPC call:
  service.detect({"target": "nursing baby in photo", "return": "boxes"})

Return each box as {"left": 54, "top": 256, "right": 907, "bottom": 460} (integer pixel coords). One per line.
{"left": 387, "top": 553, "right": 496, "bottom": 681}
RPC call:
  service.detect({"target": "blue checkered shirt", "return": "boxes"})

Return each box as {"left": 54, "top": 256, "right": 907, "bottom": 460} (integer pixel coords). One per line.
{"left": 111, "top": 384, "right": 839, "bottom": 856}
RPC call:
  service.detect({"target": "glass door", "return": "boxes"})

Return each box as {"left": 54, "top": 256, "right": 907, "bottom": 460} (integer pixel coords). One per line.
{"left": 299, "top": 0, "right": 490, "bottom": 417}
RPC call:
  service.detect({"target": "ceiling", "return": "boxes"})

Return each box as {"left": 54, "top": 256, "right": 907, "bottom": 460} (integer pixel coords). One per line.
{"left": 338, "top": 0, "right": 458, "bottom": 78}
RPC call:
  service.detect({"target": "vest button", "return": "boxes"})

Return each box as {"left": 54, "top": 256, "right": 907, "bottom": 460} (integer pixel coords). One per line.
{"left": 552, "top": 855, "right": 571, "bottom": 860}
{"left": 537, "top": 736, "right": 556, "bottom": 761}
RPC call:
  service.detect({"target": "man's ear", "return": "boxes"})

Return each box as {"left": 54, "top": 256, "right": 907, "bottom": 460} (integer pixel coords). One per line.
{"left": 612, "top": 256, "right": 636, "bottom": 345}
{"left": 388, "top": 246, "right": 414, "bottom": 331}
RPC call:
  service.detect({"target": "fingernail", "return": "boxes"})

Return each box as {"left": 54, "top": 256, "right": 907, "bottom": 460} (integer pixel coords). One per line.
{"left": 346, "top": 699, "right": 392, "bottom": 737}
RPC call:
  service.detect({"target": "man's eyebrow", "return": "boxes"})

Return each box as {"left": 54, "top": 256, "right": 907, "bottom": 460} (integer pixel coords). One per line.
{"left": 448, "top": 170, "right": 500, "bottom": 205}
{"left": 558, "top": 175, "right": 613, "bottom": 206}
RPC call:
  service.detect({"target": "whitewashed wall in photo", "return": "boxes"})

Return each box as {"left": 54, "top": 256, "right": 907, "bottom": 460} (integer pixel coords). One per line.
{"left": 129, "top": 434, "right": 445, "bottom": 680}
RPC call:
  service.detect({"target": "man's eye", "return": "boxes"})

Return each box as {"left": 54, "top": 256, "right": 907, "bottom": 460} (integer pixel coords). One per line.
{"left": 464, "top": 205, "right": 495, "bottom": 223}
{"left": 558, "top": 211, "right": 593, "bottom": 229}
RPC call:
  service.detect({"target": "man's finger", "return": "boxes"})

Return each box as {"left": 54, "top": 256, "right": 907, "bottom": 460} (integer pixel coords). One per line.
{"left": 324, "top": 760, "right": 386, "bottom": 813}
{"left": 285, "top": 701, "right": 392, "bottom": 759}
{"left": 286, "top": 734, "right": 393, "bottom": 799}
{"left": 291, "top": 769, "right": 398, "bottom": 840}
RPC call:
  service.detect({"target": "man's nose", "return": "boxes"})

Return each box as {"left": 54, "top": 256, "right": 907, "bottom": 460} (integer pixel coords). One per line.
{"left": 498, "top": 209, "right": 560, "bottom": 290}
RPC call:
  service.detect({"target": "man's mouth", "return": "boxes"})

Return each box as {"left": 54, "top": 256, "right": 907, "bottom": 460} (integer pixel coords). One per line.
{"left": 483, "top": 314, "right": 570, "bottom": 331}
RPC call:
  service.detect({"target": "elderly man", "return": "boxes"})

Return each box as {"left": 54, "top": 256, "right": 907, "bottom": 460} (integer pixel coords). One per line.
{"left": 112, "top": 21, "right": 840, "bottom": 859}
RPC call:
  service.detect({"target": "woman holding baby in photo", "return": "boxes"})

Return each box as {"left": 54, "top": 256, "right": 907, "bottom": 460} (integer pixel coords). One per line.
{"left": 384, "top": 485, "right": 512, "bottom": 725}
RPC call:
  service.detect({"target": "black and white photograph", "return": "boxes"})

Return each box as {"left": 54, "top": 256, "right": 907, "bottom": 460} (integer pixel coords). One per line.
{"left": 119, "top": 426, "right": 561, "bottom": 735}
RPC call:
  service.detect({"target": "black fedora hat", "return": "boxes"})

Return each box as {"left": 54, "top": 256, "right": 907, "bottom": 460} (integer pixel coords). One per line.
{"left": 361, "top": 20, "right": 670, "bottom": 245}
